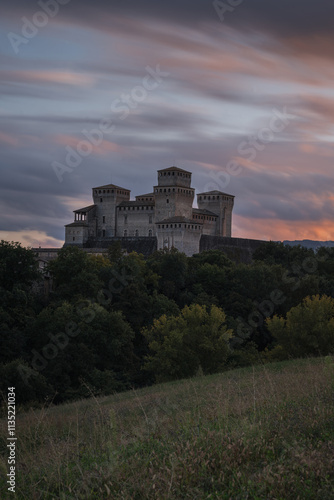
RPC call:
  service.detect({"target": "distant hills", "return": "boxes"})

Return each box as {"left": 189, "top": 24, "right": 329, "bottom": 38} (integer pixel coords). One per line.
{"left": 283, "top": 240, "right": 334, "bottom": 250}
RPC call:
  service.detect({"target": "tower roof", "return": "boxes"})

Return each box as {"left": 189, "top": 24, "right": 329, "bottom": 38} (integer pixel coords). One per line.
{"left": 192, "top": 208, "right": 219, "bottom": 217}
{"left": 92, "top": 183, "right": 130, "bottom": 191}
{"left": 157, "top": 166, "right": 191, "bottom": 175}
{"left": 74, "top": 204, "right": 96, "bottom": 213}
{"left": 197, "top": 190, "right": 235, "bottom": 197}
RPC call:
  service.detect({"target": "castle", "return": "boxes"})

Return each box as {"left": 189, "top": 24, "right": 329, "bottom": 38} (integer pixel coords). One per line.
{"left": 64, "top": 166, "right": 235, "bottom": 256}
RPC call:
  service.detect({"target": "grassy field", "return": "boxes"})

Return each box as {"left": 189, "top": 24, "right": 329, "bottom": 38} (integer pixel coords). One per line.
{"left": 1, "top": 357, "right": 334, "bottom": 499}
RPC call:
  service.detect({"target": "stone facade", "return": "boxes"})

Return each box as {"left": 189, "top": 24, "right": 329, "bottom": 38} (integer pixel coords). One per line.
{"left": 64, "top": 166, "right": 234, "bottom": 256}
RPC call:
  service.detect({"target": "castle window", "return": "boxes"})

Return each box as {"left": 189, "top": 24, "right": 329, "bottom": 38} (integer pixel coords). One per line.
{"left": 217, "top": 196, "right": 219, "bottom": 199}
{"left": 168, "top": 188, "right": 170, "bottom": 192}
{"left": 168, "top": 172, "right": 170, "bottom": 176}
{"left": 162, "top": 225, "right": 164, "bottom": 228}
{"left": 112, "top": 190, "right": 114, "bottom": 193}
{"left": 135, "top": 230, "right": 139, "bottom": 236}
{"left": 107, "top": 190, "right": 110, "bottom": 193}
{"left": 179, "top": 224, "right": 181, "bottom": 228}
{"left": 158, "top": 225, "right": 160, "bottom": 229}
{"left": 199, "top": 196, "right": 202, "bottom": 200}
{"left": 160, "top": 189, "right": 162, "bottom": 193}
{"left": 102, "top": 230, "right": 106, "bottom": 237}
{"left": 124, "top": 215, "right": 128, "bottom": 224}
{"left": 166, "top": 199, "right": 169, "bottom": 204}
{"left": 149, "top": 229, "right": 152, "bottom": 236}
{"left": 99, "top": 190, "right": 101, "bottom": 193}
{"left": 149, "top": 215, "right": 152, "bottom": 224}
{"left": 102, "top": 216, "right": 105, "bottom": 223}
{"left": 172, "top": 172, "right": 174, "bottom": 175}
{"left": 73, "top": 237, "right": 75, "bottom": 241}
{"left": 204, "top": 196, "right": 206, "bottom": 200}
{"left": 124, "top": 230, "right": 127, "bottom": 237}
{"left": 164, "top": 189, "right": 166, "bottom": 193}
{"left": 173, "top": 188, "right": 175, "bottom": 192}
{"left": 95, "top": 190, "right": 97, "bottom": 194}
{"left": 164, "top": 172, "right": 166, "bottom": 176}
{"left": 103, "top": 190, "right": 105, "bottom": 193}
{"left": 100, "top": 198, "right": 103, "bottom": 203}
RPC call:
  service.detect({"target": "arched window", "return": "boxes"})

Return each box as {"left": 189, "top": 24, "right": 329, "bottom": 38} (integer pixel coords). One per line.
{"left": 149, "top": 229, "right": 152, "bottom": 237}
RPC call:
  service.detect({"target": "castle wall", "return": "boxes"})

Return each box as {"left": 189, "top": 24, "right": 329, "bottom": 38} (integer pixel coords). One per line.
{"left": 116, "top": 205, "right": 155, "bottom": 237}
{"left": 84, "top": 237, "right": 157, "bottom": 257}
{"left": 65, "top": 223, "right": 89, "bottom": 245}
{"left": 156, "top": 224, "right": 202, "bottom": 256}
{"left": 154, "top": 189, "right": 194, "bottom": 221}
{"left": 197, "top": 194, "right": 234, "bottom": 237}
{"left": 157, "top": 169, "right": 191, "bottom": 188}
{"left": 199, "top": 235, "right": 266, "bottom": 263}
{"left": 92, "top": 187, "right": 130, "bottom": 238}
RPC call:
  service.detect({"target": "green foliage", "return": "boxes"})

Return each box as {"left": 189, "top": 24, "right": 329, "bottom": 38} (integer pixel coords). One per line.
{"left": 0, "top": 240, "right": 40, "bottom": 291}
{"left": 4, "top": 237, "right": 334, "bottom": 406}
{"left": 253, "top": 240, "right": 315, "bottom": 267}
{"left": 148, "top": 248, "right": 188, "bottom": 302}
{"left": 47, "top": 246, "right": 107, "bottom": 300}
{"left": 0, "top": 359, "right": 52, "bottom": 404}
{"left": 143, "top": 304, "right": 233, "bottom": 382}
{"left": 267, "top": 295, "right": 334, "bottom": 358}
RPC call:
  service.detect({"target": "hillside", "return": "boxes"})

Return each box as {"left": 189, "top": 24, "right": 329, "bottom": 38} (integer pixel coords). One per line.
{"left": 1, "top": 357, "right": 334, "bottom": 499}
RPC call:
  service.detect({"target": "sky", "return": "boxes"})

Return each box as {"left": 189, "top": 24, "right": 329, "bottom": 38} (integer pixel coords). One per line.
{"left": 1, "top": 0, "right": 334, "bottom": 247}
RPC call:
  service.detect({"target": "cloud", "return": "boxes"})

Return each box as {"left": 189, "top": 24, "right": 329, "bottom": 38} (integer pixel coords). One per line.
{"left": 0, "top": 230, "right": 63, "bottom": 249}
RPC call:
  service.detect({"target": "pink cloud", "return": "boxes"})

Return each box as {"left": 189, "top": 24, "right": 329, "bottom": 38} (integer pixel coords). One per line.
{"left": 0, "top": 131, "right": 18, "bottom": 146}
{"left": 54, "top": 134, "right": 124, "bottom": 156}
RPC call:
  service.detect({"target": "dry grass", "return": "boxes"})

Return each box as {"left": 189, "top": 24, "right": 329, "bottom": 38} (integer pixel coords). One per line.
{"left": 1, "top": 357, "right": 334, "bottom": 499}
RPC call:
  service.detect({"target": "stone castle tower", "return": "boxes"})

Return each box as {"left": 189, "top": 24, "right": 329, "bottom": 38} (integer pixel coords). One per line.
{"left": 65, "top": 167, "right": 234, "bottom": 256}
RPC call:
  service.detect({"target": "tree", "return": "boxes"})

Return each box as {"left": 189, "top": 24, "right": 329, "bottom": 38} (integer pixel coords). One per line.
{"left": 266, "top": 295, "right": 334, "bottom": 358}
{"left": 0, "top": 240, "right": 40, "bottom": 291}
{"left": 148, "top": 248, "right": 188, "bottom": 303}
{"left": 143, "top": 304, "right": 233, "bottom": 382}
{"left": 47, "top": 246, "right": 106, "bottom": 300}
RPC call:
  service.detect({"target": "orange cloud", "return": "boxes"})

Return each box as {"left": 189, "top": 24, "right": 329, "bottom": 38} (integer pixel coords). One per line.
{"left": 1, "top": 70, "right": 95, "bottom": 87}
{"left": 233, "top": 215, "right": 334, "bottom": 242}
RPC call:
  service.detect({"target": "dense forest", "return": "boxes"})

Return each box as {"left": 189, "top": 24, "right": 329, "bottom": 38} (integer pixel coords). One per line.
{"left": 1, "top": 239, "right": 334, "bottom": 406}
